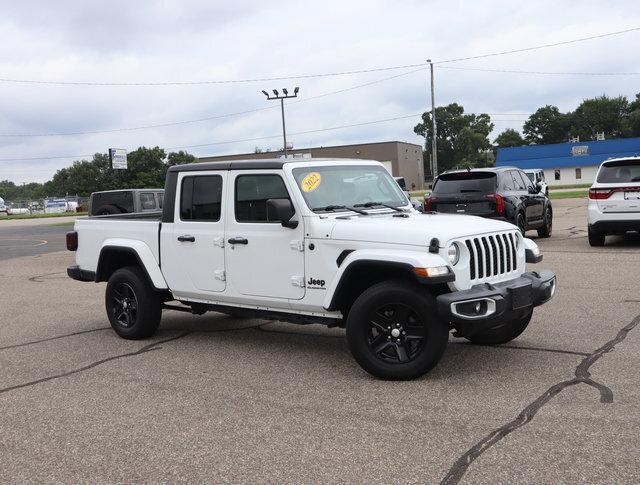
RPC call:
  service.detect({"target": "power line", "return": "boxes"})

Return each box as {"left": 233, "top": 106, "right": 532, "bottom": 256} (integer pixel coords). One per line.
{"left": 0, "top": 67, "right": 427, "bottom": 137}
{"left": 0, "top": 63, "right": 427, "bottom": 87}
{"left": 440, "top": 65, "right": 640, "bottom": 76}
{"left": 0, "top": 113, "right": 423, "bottom": 162}
{"left": 1, "top": 26, "right": 638, "bottom": 87}
{"left": 434, "top": 26, "right": 640, "bottom": 64}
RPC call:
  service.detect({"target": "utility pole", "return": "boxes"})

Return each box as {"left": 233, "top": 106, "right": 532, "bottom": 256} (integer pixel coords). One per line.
{"left": 427, "top": 59, "right": 437, "bottom": 179}
{"left": 262, "top": 87, "right": 299, "bottom": 158}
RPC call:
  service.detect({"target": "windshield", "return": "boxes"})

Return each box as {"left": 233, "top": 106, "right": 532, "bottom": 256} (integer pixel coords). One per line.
{"left": 432, "top": 172, "right": 497, "bottom": 195}
{"left": 292, "top": 165, "right": 408, "bottom": 211}
{"left": 597, "top": 159, "right": 640, "bottom": 183}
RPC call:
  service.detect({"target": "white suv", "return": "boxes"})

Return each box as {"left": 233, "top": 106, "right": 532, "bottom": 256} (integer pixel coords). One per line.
{"left": 588, "top": 157, "right": 640, "bottom": 246}
{"left": 524, "top": 169, "right": 549, "bottom": 196}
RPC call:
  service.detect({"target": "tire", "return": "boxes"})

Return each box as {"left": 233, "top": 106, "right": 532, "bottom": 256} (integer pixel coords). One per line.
{"left": 588, "top": 226, "right": 606, "bottom": 246}
{"left": 105, "top": 266, "right": 162, "bottom": 339}
{"left": 346, "top": 280, "right": 449, "bottom": 380}
{"left": 96, "top": 205, "right": 121, "bottom": 215}
{"left": 516, "top": 213, "right": 526, "bottom": 236}
{"left": 537, "top": 208, "right": 552, "bottom": 238}
{"left": 465, "top": 309, "right": 533, "bottom": 345}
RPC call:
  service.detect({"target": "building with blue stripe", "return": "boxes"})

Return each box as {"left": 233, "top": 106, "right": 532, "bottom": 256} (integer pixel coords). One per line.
{"left": 496, "top": 137, "right": 640, "bottom": 185}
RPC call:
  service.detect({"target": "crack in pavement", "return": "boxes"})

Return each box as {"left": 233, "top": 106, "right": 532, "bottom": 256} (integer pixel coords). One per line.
{"left": 0, "top": 332, "right": 191, "bottom": 396}
{"left": 28, "top": 271, "right": 67, "bottom": 283}
{"left": 440, "top": 313, "right": 640, "bottom": 485}
{"left": 0, "top": 327, "right": 111, "bottom": 351}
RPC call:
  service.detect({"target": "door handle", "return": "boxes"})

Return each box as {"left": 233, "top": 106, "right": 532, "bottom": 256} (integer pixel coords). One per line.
{"left": 227, "top": 237, "right": 248, "bottom": 245}
{"left": 177, "top": 235, "right": 196, "bottom": 242}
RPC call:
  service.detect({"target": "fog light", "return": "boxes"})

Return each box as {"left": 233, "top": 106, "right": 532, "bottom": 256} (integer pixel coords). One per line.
{"left": 451, "top": 298, "right": 497, "bottom": 320}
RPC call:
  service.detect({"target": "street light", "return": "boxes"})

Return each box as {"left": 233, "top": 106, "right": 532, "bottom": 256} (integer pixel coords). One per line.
{"left": 262, "top": 87, "right": 299, "bottom": 158}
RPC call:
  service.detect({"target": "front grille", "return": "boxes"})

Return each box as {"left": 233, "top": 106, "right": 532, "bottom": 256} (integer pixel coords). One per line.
{"left": 464, "top": 232, "right": 518, "bottom": 281}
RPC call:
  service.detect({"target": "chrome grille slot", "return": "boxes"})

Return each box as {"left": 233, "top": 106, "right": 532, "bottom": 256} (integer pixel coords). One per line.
{"left": 464, "top": 231, "right": 519, "bottom": 282}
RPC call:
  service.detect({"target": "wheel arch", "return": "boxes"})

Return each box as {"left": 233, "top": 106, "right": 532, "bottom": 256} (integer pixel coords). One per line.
{"left": 96, "top": 242, "right": 168, "bottom": 290}
{"left": 324, "top": 251, "right": 450, "bottom": 313}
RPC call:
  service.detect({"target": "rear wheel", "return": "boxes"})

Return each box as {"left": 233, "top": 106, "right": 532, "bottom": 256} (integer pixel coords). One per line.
{"left": 465, "top": 309, "right": 532, "bottom": 345}
{"left": 588, "top": 226, "right": 606, "bottom": 246}
{"left": 537, "top": 208, "right": 552, "bottom": 238}
{"left": 346, "top": 281, "right": 448, "bottom": 380}
{"left": 105, "top": 266, "right": 162, "bottom": 339}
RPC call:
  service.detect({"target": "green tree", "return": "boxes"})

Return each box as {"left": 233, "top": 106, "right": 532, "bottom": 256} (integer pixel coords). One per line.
{"left": 523, "top": 105, "right": 570, "bottom": 144}
{"left": 167, "top": 150, "right": 197, "bottom": 166}
{"left": 629, "top": 93, "right": 640, "bottom": 137}
{"left": 494, "top": 128, "right": 525, "bottom": 148}
{"left": 414, "top": 103, "right": 494, "bottom": 173}
{"left": 570, "top": 95, "right": 630, "bottom": 140}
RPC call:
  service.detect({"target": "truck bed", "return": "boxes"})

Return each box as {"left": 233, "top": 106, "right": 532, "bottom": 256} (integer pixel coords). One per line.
{"left": 74, "top": 215, "right": 162, "bottom": 274}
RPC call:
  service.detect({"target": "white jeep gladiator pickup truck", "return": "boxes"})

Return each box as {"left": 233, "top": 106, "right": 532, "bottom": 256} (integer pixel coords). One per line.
{"left": 67, "top": 158, "right": 556, "bottom": 379}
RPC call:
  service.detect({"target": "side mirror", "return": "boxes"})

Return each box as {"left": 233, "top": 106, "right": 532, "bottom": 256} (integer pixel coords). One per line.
{"left": 266, "top": 198, "right": 298, "bottom": 228}
{"left": 535, "top": 183, "right": 543, "bottom": 193}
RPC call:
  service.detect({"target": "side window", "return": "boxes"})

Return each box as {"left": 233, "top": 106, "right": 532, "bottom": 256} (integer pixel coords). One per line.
{"left": 501, "top": 172, "right": 514, "bottom": 190}
{"left": 510, "top": 171, "right": 526, "bottom": 190}
{"left": 157, "top": 193, "right": 163, "bottom": 209}
{"left": 235, "top": 174, "right": 290, "bottom": 223}
{"left": 518, "top": 171, "right": 534, "bottom": 190}
{"left": 140, "top": 193, "right": 157, "bottom": 211}
{"left": 180, "top": 175, "right": 223, "bottom": 221}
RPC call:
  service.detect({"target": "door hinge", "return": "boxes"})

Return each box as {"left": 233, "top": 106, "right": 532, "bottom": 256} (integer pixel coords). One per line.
{"left": 290, "top": 239, "right": 305, "bottom": 252}
{"left": 213, "top": 236, "right": 225, "bottom": 248}
{"left": 214, "top": 270, "right": 226, "bottom": 281}
{"left": 291, "top": 275, "right": 305, "bottom": 287}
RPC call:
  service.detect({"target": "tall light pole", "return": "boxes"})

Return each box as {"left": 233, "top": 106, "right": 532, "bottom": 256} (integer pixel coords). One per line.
{"left": 427, "top": 59, "right": 437, "bottom": 179}
{"left": 262, "top": 87, "right": 299, "bottom": 158}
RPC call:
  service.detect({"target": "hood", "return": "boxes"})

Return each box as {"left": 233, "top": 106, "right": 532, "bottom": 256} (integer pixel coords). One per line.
{"left": 329, "top": 212, "right": 516, "bottom": 247}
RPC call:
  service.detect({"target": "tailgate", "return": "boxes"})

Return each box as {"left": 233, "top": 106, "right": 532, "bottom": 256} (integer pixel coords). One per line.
{"left": 434, "top": 198, "right": 495, "bottom": 215}
{"left": 597, "top": 186, "right": 640, "bottom": 213}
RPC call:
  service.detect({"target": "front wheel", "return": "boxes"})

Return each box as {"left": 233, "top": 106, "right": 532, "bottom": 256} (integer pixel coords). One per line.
{"left": 346, "top": 281, "right": 448, "bottom": 380}
{"left": 516, "top": 213, "right": 526, "bottom": 236}
{"left": 105, "top": 266, "right": 162, "bottom": 339}
{"left": 465, "top": 309, "right": 532, "bottom": 345}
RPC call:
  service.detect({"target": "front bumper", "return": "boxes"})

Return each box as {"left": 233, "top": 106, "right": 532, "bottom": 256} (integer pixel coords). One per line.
{"left": 436, "top": 270, "right": 556, "bottom": 338}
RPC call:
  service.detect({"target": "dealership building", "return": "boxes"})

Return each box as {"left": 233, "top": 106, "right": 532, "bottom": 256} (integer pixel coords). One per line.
{"left": 496, "top": 137, "right": 640, "bottom": 185}
{"left": 199, "top": 141, "right": 425, "bottom": 189}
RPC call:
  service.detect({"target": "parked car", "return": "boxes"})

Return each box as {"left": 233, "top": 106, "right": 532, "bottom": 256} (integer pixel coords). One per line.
{"left": 424, "top": 167, "right": 553, "bottom": 238}
{"left": 587, "top": 157, "right": 640, "bottom": 246}
{"left": 0, "top": 197, "right": 7, "bottom": 215}
{"left": 67, "top": 158, "right": 555, "bottom": 380}
{"left": 523, "top": 169, "right": 549, "bottom": 196}
{"left": 394, "top": 176, "right": 423, "bottom": 212}
{"left": 89, "top": 189, "right": 164, "bottom": 216}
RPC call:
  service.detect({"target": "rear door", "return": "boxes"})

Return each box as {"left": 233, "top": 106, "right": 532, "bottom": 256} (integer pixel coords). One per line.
{"left": 595, "top": 159, "right": 640, "bottom": 213}
{"left": 225, "top": 170, "right": 305, "bottom": 300}
{"left": 430, "top": 172, "right": 498, "bottom": 216}
{"left": 162, "top": 171, "right": 227, "bottom": 296}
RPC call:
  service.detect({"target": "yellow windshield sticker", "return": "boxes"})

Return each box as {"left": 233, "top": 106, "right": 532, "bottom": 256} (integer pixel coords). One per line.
{"left": 301, "top": 172, "right": 322, "bottom": 192}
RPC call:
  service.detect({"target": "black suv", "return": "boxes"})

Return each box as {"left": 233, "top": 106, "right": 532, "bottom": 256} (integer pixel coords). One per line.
{"left": 424, "top": 167, "right": 552, "bottom": 237}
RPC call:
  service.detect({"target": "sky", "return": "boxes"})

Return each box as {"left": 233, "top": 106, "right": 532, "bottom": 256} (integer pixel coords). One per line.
{"left": 0, "top": 0, "right": 639, "bottom": 184}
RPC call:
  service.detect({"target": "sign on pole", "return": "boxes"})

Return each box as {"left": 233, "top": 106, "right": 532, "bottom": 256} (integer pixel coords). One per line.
{"left": 109, "top": 148, "right": 128, "bottom": 170}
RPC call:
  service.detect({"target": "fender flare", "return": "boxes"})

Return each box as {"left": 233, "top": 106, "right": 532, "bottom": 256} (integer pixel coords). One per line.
{"left": 97, "top": 239, "right": 168, "bottom": 290}
{"left": 323, "top": 249, "right": 450, "bottom": 310}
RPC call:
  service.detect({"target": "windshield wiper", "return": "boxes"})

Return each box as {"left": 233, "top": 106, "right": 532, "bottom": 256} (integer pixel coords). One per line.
{"left": 312, "top": 205, "right": 369, "bottom": 215}
{"left": 353, "top": 201, "right": 405, "bottom": 212}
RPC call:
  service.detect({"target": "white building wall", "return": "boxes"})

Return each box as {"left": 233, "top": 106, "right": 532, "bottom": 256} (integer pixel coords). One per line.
{"left": 543, "top": 165, "right": 599, "bottom": 186}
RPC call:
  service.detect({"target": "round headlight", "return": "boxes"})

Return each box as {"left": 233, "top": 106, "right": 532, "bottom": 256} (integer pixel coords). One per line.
{"left": 447, "top": 243, "right": 460, "bottom": 265}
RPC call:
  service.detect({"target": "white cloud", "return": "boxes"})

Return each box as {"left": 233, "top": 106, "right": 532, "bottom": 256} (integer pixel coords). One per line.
{"left": 0, "top": 0, "right": 639, "bottom": 183}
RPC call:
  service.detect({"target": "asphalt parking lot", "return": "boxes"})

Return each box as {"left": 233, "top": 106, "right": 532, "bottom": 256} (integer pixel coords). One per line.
{"left": 1, "top": 200, "right": 639, "bottom": 483}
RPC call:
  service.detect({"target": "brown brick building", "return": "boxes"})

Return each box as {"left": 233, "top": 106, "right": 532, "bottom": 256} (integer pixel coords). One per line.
{"left": 199, "top": 141, "right": 425, "bottom": 190}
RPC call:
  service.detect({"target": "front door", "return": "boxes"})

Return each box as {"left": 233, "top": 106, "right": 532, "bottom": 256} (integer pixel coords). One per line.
{"left": 225, "top": 171, "right": 305, "bottom": 300}
{"left": 162, "top": 172, "right": 227, "bottom": 296}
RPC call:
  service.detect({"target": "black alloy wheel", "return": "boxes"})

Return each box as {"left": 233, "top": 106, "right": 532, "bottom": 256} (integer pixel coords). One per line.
{"left": 346, "top": 280, "right": 448, "bottom": 380}
{"left": 537, "top": 208, "right": 552, "bottom": 238}
{"left": 109, "top": 282, "right": 139, "bottom": 328}
{"left": 367, "top": 303, "right": 425, "bottom": 363}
